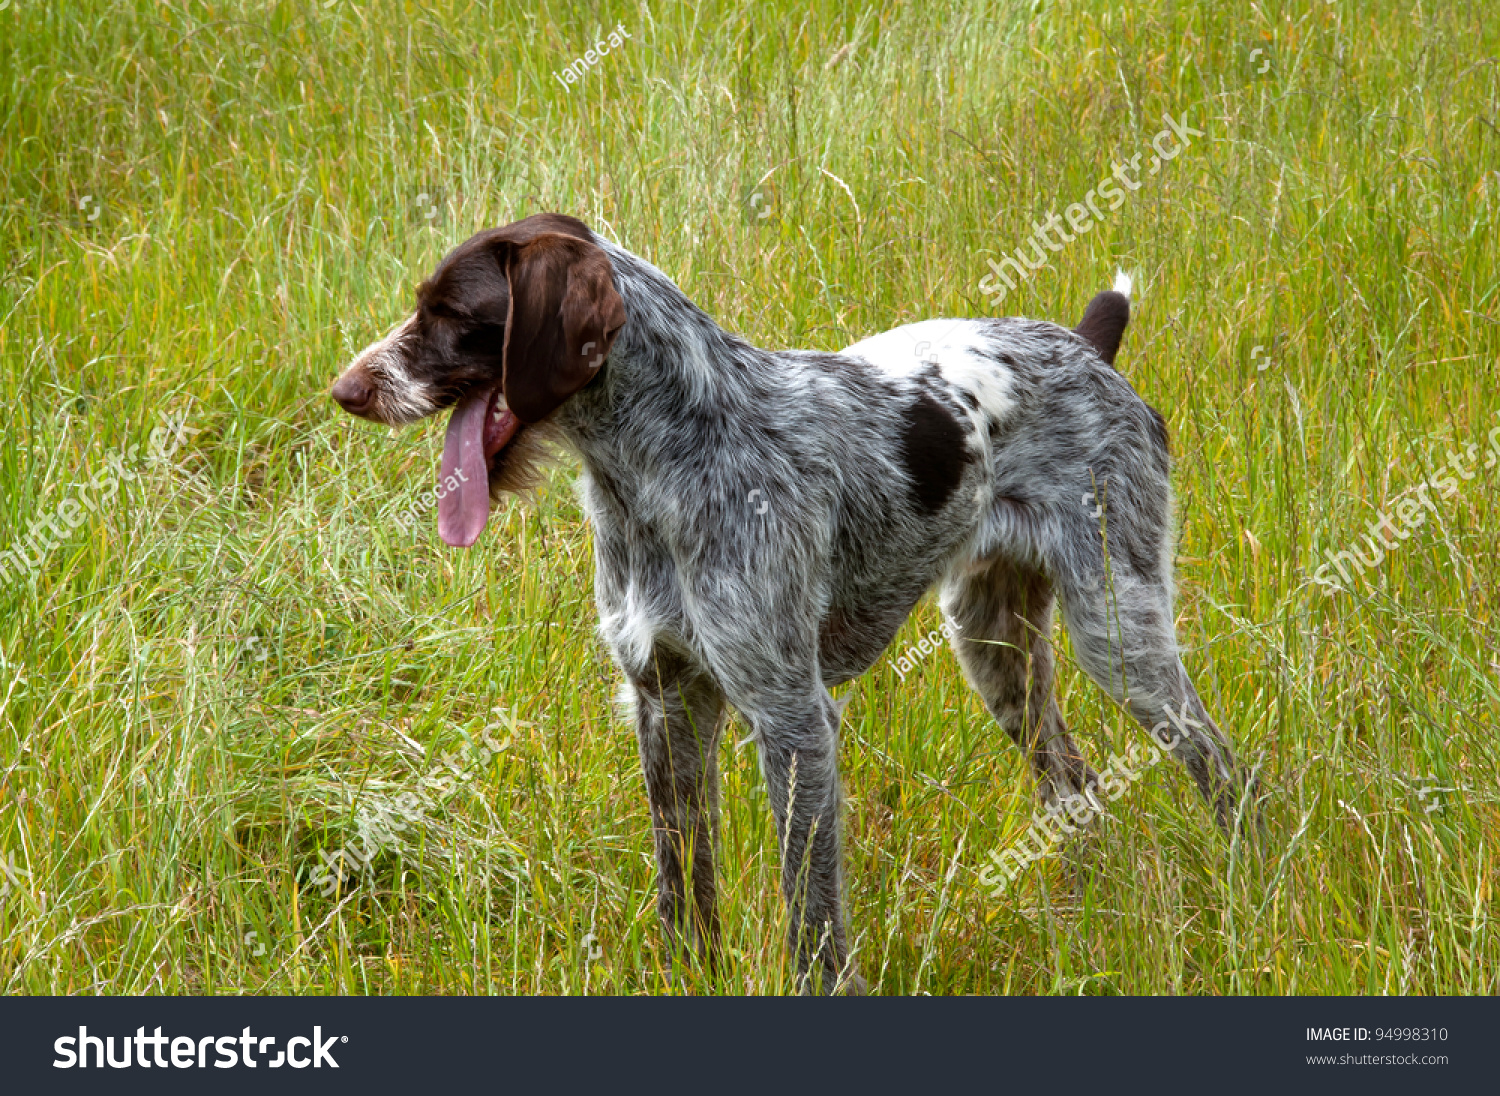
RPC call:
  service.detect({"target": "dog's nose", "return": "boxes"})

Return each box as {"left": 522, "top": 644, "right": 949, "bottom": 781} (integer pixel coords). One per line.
{"left": 331, "top": 371, "right": 374, "bottom": 415}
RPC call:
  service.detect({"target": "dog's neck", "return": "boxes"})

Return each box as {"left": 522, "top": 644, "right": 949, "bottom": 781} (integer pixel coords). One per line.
{"left": 555, "top": 241, "right": 778, "bottom": 473}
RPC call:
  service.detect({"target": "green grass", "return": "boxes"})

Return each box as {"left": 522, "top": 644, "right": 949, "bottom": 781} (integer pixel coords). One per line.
{"left": 1, "top": 0, "right": 1497, "bottom": 994}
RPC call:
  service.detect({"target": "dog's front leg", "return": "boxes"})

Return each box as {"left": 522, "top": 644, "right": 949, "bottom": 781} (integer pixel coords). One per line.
{"left": 748, "top": 695, "right": 863, "bottom": 994}
{"left": 631, "top": 648, "right": 728, "bottom": 975}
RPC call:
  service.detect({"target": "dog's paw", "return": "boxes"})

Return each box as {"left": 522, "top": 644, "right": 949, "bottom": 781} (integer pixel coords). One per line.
{"left": 795, "top": 964, "right": 867, "bottom": 996}
{"left": 838, "top": 970, "right": 869, "bottom": 996}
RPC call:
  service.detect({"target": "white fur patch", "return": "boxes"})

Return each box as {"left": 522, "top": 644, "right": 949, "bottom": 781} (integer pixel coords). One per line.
{"left": 599, "top": 586, "right": 657, "bottom": 677}
{"left": 1112, "top": 270, "right": 1134, "bottom": 298}
{"left": 339, "top": 312, "right": 440, "bottom": 424}
{"left": 842, "top": 320, "right": 1017, "bottom": 429}
{"left": 936, "top": 340, "right": 1017, "bottom": 426}
{"left": 612, "top": 680, "right": 638, "bottom": 724}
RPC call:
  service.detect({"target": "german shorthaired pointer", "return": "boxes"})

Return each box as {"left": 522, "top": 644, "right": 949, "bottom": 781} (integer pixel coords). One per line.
{"left": 330, "top": 213, "right": 1249, "bottom": 993}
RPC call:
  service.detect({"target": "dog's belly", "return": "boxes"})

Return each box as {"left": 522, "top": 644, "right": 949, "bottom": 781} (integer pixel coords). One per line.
{"left": 816, "top": 490, "right": 981, "bottom": 685}
{"left": 818, "top": 601, "right": 923, "bottom": 685}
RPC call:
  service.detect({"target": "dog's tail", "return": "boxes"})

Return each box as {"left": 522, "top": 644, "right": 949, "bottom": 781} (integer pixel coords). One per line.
{"left": 1074, "top": 271, "right": 1132, "bottom": 366}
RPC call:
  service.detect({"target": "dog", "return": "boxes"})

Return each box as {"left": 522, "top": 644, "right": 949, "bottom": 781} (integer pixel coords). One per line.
{"left": 330, "top": 213, "right": 1249, "bottom": 993}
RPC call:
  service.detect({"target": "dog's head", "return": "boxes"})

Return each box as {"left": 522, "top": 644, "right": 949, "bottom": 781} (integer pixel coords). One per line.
{"left": 330, "top": 213, "right": 627, "bottom": 547}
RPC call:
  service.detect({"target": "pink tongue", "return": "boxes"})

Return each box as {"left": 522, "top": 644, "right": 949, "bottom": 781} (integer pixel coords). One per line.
{"left": 438, "top": 387, "right": 518, "bottom": 547}
{"left": 438, "top": 391, "right": 492, "bottom": 547}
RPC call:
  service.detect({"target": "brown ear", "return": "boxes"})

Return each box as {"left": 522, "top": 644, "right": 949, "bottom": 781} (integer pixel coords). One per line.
{"left": 501, "top": 234, "right": 626, "bottom": 424}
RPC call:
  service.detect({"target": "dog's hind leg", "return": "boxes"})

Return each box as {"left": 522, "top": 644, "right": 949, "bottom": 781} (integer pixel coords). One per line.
{"left": 630, "top": 645, "right": 728, "bottom": 973}
{"left": 1049, "top": 519, "right": 1249, "bottom": 832}
{"left": 940, "top": 560, "right": 1100, "bottom": 808}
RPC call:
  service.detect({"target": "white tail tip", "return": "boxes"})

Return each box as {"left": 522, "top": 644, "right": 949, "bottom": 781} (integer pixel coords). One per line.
{"left": 1112, "top": 270, "right": 1134, "bottom": 298}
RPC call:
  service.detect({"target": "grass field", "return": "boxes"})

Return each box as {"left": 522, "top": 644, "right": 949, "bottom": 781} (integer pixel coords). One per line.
{"left": 1, "top": 0, "right": 1497, "bottom": 995}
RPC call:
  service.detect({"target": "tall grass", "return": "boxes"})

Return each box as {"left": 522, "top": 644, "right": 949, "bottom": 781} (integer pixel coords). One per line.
{"left": 0, "top": 0, "right": 1496, "bottom": 994}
